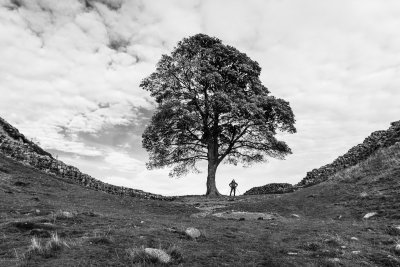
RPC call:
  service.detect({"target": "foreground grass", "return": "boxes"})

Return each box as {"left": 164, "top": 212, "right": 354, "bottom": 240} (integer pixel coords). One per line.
{"left": 1, "top": 146, "right": 400, "bottom": 266}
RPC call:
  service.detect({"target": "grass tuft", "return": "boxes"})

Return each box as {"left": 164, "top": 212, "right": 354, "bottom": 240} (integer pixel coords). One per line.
{"left": 18, "top": 232, "right": 71, "bottom": 264}
{"left": 30, "top": 237, "right": 43, "bottom": 253}
{"left": 167, "top": 244, "right": 183, "bottom": 263}
{"left": 86, "top": 227, "right": 114, "bottom": 245}
{"left": 46, "top": 233, "right": 70, "bottom": 251}
{"left": 126, "top": 247, "right": 160, "bottom": 264}
{"left": 126, "top": 245, "right": 183, "bottom": 264}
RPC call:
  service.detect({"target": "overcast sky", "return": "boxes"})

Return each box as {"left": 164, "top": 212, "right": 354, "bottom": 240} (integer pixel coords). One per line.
{"left": 1, "top": 0, "right": 399, "bottom": 196}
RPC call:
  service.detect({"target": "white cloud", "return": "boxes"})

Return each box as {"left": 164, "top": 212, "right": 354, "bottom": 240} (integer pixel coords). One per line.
{"left": 1, "top": 0, "right": 400, "bottom": 195}
{"left": 104, "top": 151, "right": 144, "bottom": 173}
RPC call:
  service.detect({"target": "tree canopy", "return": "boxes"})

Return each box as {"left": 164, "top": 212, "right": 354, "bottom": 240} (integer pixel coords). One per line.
{"left": 141, "top": 34, "right": 296, "bottom": 196}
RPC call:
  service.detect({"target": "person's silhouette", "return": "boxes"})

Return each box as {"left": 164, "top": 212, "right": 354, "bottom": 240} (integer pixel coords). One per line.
{"left": 229, "top": 179, "right": 238, "bottom": 196}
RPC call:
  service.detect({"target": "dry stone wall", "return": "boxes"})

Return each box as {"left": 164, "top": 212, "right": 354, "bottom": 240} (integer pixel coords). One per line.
{"left": 297, "top": 120, "right": 400, "bottom": 187}
{"left": 244, "top": 120, "right": 400, "bottom": 195}
{"left": 0, "top": 117, "right": 174, "bottom": 201}
{"left": 243, "top": 183, "right": 295, "bottom": 195}
{"left": 0, "top": 117, "right": 52, "bottom": 158}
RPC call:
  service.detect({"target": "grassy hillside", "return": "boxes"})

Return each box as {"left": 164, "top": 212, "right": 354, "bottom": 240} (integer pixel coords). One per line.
{"left": 297, "top": 121, "right": 400, "bottom": 187}
{"left": 244, "top": 121, "right": 400, "bottom": 195}
{"left": 1, "top": 142, "right": 400, "bottom": 266}
{"left": 0, "top": 116, "right": 173, "bottom": 201}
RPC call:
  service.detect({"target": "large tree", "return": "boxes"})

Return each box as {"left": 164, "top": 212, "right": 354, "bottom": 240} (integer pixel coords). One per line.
{"left": 141, "top": 34, "right": 296, "bottom": 197}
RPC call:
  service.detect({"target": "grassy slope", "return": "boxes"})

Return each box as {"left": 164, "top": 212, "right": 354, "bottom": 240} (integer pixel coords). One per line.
{"left": 1, "top": 144, "right": 400, "bottom": 266}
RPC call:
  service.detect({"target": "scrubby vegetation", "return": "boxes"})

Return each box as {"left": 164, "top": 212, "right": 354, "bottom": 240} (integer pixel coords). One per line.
{"left": 15, "top": 233, "right": 71, "bottom": 266}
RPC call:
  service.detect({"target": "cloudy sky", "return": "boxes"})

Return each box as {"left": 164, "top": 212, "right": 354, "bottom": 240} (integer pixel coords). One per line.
{"left": 1, "top": 0, "right": 399, "bottom": 196}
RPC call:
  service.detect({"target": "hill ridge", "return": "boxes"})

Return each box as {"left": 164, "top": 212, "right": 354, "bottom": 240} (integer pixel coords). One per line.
{"left": 0, "top": 116, "right": 174, "bottom": 201}
{"left": 244, "top": 120, "right": 400, "bottom": 195}
{"left": 298, "top": 120, "right": 400, "bottom": 187}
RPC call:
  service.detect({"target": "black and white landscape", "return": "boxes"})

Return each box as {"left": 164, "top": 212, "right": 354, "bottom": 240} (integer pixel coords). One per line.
{"left": 1, "top": 1, "right": 400, "bottom": 266}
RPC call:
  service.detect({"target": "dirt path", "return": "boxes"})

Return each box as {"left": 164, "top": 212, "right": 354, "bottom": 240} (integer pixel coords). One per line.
{"left": 177, "top": 196, "right": 278, "bottom": 220}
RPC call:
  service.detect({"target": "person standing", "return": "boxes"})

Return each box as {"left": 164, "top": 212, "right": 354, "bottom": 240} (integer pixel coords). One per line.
{"left": 229, "top": 179, "right": 238, "bottom": 196}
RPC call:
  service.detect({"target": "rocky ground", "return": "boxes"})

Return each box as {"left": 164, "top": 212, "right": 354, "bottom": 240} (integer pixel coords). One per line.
{"left": 1, "top": 141, "right": 400, "bottom": 266}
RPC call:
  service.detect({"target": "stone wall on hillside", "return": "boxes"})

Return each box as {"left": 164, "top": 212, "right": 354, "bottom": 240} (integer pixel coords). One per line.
{"left": 0, "top": 118, "right": 174, "bottom": 201}
{"left": 244, "top": 120, "right": 400, "bottom": 195}
{"left": 0, "top": 117, "right": 52, "bottom": 158}
{"left": 297, "top": 120, "right": 400, "bottom": 187}
{"left": 243, "top": 183, "right": 295, "bottom": 195}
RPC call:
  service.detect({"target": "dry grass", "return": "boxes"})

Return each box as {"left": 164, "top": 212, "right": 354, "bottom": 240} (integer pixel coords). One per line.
{"left": 29, "top": 237, "right": 43, "bottom": 253}
{"left": 126, "top": 246, "right": 161, "bottom": 264}
{"left": 126, "top": 245, "right": 183, "bottom": 265}
{"left": 16, "top": 233, "right": 71, "bottom": 266}
{"left": 166, "top": 244, "right": 184, "bottom": 263}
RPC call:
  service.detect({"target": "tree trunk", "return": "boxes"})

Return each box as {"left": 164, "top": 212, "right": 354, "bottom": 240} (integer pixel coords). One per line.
{"left": 206, "top": 162, "right": 221, "bottom": 197}
{"left": 206, "top": 139, "right": 221, "bottom": 197}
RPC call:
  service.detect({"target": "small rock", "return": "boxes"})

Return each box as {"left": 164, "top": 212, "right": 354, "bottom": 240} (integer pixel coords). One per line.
{"left": 395, "top": 244, "right": 400, "bottom": 254}
{"left": 352, "top": 251, "right": 361, "bottom": 254}
{"left": 61, "top": 211, "right": 74, "bottom": 218}
{"left": 140, "top": 221, "right": 144, "bottom": 224}
{"left": 144, "top": 248, "right": 171, "bottom": 263}
{"left": 185, "top": 227, "right": 201, "bottom": 239}
{"left": 287, "top": 252, "right": 298, "bottom": 255}
{"left": 363, "top": 212, "right": 377, "bottom": 219}
{"left": 329, "top": 258, "right": 340, "bottom": 262}
{"left": 291, "top": 214, "right": 300, "bottom": 218}
{"left": 350, "top": 237, "right": 359, "bottom": 241}
{"left": 341, "top": 246, "right": 347, "bottom": 249}
{"left": 35, "top": 209, "right": 40, "bottom": 214}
